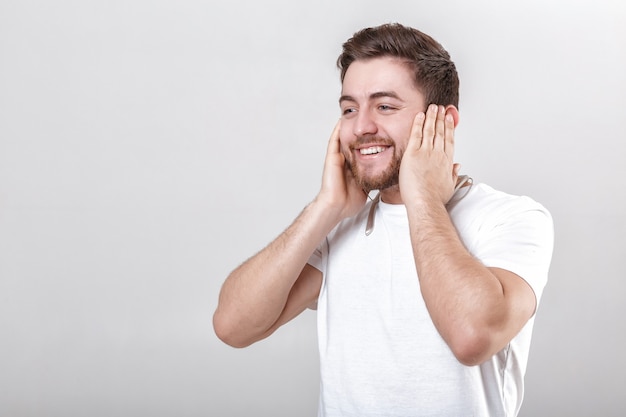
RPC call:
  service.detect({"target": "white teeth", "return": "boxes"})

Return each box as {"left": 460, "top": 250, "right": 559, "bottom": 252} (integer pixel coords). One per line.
{"left": 359, "top": 146, "right": 386, "bottom": 155}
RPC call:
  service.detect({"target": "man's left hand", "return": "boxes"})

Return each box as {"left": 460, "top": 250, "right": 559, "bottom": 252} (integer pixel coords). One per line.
{"left": 399, "top": 104, "right": 460, "bottom": 207}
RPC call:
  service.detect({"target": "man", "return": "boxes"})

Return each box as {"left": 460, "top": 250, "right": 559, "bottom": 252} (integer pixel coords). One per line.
{"left": 213, "top": 23, "right": 553, "bottom": 416}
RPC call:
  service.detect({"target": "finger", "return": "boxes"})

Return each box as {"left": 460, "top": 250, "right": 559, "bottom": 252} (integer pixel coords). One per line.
{"left": 444, "top": 112, "right": 455, "bottom": 156}
{"left": 326, "top": 118, "right": 342, "bottom": 156}
{"left": 453, "top": 163, "right": 461, "bottom": 176}
{"left": 421, "top": 104, "right": 438, "bottom": 149}
{"left": 433, "top": 105, "right": 446, "bottom": 151}
{"left": 452, "top": 163, "right": 461, "bottom": 193}
{"left": 408, "top": 111, "right": 426, "bottom": 150}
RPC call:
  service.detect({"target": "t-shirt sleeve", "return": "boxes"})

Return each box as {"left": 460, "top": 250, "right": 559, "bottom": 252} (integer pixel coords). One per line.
{"left": 475, "top": 202, "right": 554, "bottom": 305}
{"left": 306, "top": 241, "right": 327, "bottom": 311}
{"left": 307, "top": 241, "right": 325, "bottom": 273}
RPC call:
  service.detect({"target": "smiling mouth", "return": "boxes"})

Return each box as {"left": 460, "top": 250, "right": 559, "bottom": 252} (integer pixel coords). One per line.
{"left": 359, "top": 146, "right": 389, "bottom": 155}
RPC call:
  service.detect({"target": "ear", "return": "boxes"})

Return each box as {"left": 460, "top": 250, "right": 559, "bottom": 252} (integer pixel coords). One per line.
{"left": 444, "top": 105, "right": 460, "bottom": 127}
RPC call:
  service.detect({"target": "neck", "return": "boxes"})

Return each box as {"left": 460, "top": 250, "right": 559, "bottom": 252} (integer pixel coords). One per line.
{"left": 379, "top": 185, "right": 403, "bottom": 205}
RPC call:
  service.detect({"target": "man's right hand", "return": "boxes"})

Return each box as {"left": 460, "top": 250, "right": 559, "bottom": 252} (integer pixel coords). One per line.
{"left": 315, "top": 120, "right": 367, "bottom": 221}
{"left": 215, "top": 121, "right": 357, "bottom": 348}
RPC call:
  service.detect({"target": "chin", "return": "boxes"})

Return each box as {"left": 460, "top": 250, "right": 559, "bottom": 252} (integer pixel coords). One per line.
{"left": 356, "top": 172, "right": 399, "bottom": 193}
{"left": 352, "top": 161, "right": 400, "bottom": 192}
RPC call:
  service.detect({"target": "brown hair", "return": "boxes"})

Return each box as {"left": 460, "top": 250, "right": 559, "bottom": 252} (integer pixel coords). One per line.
{"left": 337, "top": 23, "right": 459, "bottom": 108}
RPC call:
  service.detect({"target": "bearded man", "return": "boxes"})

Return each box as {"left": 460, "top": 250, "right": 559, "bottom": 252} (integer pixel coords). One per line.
{"left": 213, "top": 23, "right": 554, "bottom": 417}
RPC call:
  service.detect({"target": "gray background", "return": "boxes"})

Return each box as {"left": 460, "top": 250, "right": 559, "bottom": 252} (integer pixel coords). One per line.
{"left": 1, "top": 0, "right": 624, "bottom": 416}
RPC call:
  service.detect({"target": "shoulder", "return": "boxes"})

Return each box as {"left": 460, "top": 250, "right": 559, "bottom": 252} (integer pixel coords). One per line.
{"left": 449, "top": 182, "right": 552, "bottom": 225}
{"left": 448, "top": 182, "right": 554, "bottom": 260}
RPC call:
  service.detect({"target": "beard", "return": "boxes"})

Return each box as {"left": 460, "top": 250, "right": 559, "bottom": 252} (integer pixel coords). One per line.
{"left": 346, "top": 135, "right": 404, "bottom": 194}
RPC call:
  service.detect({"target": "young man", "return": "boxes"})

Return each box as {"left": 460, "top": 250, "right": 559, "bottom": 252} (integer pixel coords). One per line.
{"left": 214, "top": 23, "right": 554, "bottom": 416}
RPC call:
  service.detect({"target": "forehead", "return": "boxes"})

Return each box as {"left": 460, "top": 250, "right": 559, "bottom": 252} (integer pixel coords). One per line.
{"left": 341, "top": 56, "right": 422, "bottom": 101}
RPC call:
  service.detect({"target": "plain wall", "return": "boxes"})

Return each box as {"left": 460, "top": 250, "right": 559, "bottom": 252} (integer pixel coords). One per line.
{"left": 1, "top": 0, "right": 624, "bottom": 416}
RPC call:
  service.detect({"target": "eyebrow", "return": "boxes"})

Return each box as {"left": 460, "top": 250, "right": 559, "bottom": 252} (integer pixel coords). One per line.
{"left": 339, "top": 91, "right": 403, "bottom": 104}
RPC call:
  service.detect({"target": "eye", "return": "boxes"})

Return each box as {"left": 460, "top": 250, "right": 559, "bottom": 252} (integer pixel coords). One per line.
{"left": 378, "top": 104, "right": 395, "bottom": 112}
{"left": 342, "top": 107, "right": 357, "bottom": 116}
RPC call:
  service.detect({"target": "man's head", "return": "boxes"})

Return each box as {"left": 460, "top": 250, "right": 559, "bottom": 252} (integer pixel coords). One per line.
{"left": 336, "top": 23, "right": 459, "bottom": 195}
{"left": 337, "top": 23, "right": 459, "bottom": 109}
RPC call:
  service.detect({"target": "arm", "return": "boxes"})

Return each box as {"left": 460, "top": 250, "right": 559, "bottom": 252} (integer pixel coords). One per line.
{"left": 213, "top": 121, "right": 366, "bottom": 348}
{"left": 399, "top": 105, "right": 536, "bottom": 366}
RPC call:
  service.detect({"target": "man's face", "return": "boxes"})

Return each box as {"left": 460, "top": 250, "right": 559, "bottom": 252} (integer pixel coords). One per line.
{"left": 339, "top": 57, "right": 426, "bottom": 193}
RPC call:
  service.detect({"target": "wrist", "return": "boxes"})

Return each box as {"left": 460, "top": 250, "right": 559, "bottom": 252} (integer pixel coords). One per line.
{"left": 405, "top": 197, "right": 448, "bottom": 219}
{"left": 309, "top": 195, "right": 345, "bottom": 228}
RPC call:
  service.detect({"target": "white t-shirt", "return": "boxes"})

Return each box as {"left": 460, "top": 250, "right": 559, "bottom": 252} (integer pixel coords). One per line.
{"left": 308, "top": 183, "right": 554, "bottom": 417}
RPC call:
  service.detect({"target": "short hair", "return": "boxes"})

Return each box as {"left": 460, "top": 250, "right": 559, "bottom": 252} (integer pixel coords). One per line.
{"left": 337, "top": 23, "right": 459, "bottom": 108}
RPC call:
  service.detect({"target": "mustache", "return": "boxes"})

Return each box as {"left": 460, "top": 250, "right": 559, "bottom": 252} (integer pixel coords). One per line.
{"left": 348, "top": 135, "right": 395, "bottom": 151}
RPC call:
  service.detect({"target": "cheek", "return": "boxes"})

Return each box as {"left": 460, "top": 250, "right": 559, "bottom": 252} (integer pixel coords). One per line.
{"left": 341, "top": 144, "right": 353, "bottom": 164}
{"left": 392, "top": 125, "right": 411, "bottom": 150}
{"left": 339, "top": 127, "right": 354, "bottom": 152}
{"left": 339, "top": 124, "right": 352, "bottom": 142}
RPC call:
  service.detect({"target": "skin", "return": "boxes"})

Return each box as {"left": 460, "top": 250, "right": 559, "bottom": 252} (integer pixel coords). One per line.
{"left": 213, "top": 56, "right": 537, "bottom": 366}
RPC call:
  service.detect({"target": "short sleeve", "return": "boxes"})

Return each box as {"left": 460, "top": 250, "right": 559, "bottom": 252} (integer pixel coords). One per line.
{"left": 307, "top": 240, "right": 325, "bottom": 273}
{"left": 474, "top": 203, "right": 554, "bottom": 304}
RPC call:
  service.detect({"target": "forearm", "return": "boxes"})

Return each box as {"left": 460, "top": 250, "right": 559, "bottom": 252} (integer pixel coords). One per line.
{"left": 213, "top": 198, "right": 340, "bottom": 346}
{"left": 407, "top": 201, "right": 507, "bottom": 364}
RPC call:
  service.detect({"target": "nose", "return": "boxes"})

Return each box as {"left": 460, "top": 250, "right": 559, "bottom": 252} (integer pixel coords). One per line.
{"left": 353, "top": 109, "right": 378, "bottom": 137}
